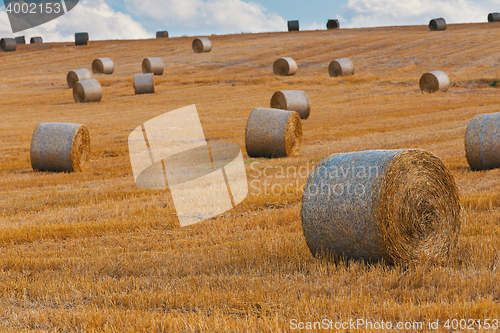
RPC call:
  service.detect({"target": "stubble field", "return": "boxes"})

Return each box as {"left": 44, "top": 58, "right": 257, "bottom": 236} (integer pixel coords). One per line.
{"left": 1, "top": 23, "right": 500, "bottom": 332}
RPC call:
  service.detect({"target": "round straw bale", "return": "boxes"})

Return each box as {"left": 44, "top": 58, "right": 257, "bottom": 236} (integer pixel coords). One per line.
{"left": 288, "top": 20, "right": 299, "bottom": 31}
{"left": 419, "top": 70, "right": 450, "bottom": 93}
{"left": 92, "top": 57, "right": 114, "bottom": 74}
{"left": 301, "top": 149, "right": 460, "bottom": 265}
{"left": 15, "top": 36, "right": 25, "bottom": 44}
{"left": 134, "top": 73, "right": 154, "bottom": 94}
{"left": 192, "top": 37, "right": 212, "bottom": 53}
{"left": 429, "top": 18, "right": 446, "bottom": 31}
{"left": 73, "top": 79, "right": 102, "bottom": 103}
{"left": 31, "top": 123, "right": 90, "bottom": 172}
{"left": 142, "top": 58, "right": 164, "bottom": 75}
{"left": 270, "top": 90, "right": 311, "bottom": 119}
{"left": 156, "top": 31, "right": 169, "bottom": 38}
{"left": 488, "top": 13, "right": 500, "bottom": 22}
{"left": 30, "top": 37, "right": 43, "bottom": 44}
{"left": 245, "top": 108, "right": 302, "bottom": 158}
{"left": 75, "top": 32, "right": 89, "bottom": 46}
{"left": 327, "top": 19, "right": 340, "bottom": 29}
{"left": 0, "top": 38, "right": 16, "bottom": 52}
{"left": 273, "top": 57, "right": 298, "bottom": 76}
{"left": 465, "top": 112, "right": 500, "bottom": 170}
{"left": 67, "top": 68, "right": 92, "bottom": 88}
{"left": 328, "top": 58, "right": 354, "bottom": 77}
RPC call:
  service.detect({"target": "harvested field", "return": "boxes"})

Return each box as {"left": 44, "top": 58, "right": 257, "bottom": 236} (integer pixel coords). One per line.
{"left": 1, "top": 23, "right": 500, "bottom": 331}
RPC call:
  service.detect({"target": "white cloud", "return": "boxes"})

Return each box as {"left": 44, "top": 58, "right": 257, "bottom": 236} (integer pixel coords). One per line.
{"left": 342, "top": 0, "right": 498, "bottom": 28}
{"left": 123, "top": 0, "right": 286, "bottom": 35}
{"left": 0, "top": 0, "right": 149, "bottom": 42}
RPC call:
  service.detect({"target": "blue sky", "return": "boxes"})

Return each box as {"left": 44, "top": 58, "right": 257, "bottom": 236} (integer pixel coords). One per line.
{"left": 1, "top": 0, "right": 500, "bottom": 41}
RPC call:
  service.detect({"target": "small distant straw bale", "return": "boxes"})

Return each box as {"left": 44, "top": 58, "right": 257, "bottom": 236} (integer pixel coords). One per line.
{"left": 67, "top": 69, "right": 92, "bottom": 88}
{"left": 15, "top": 36, "right": 25, "bottom": 44}
{"left": 92, "top": 58, "right": 114, "bottom": 74}
{"left": 156, "top": 31, "right": 169, "bottom": 38}
{"left": 288, "top": 20, "right": 299, "bottom": 31}
{"left": 465, "top": 112, "right": 500, "bottom": 170}
{"left": 328, "top": 58, "right": 354, "bottom": 77}
{"left": 273, "top": 57, "right": 298, "bottom": 76}
{"left": 73, "top": 79, "right": 102, "bottom": 103}
{"left": 142, "top": 58, "right": 164, "bottom": 75}
{"left": 0, "top": 38, "right": 16, "bottom": 52}
{"left": 134, "top": 73, "right": 154, "bottom": 94}
{"left": 245, "top": 108, "right": 302, "bottom": 158}
{"left": 75, "top": 32, "right": 89, "bottom": 45}
{"left": 192, "top": 37, "right": 212, "bottom": 53}
{"left": 31, "top": 122, "right": 90, "bottom": 172}
{"left": 30, "top": 37, "right": 43, "bottom": 44}
{"left": 419, "top": 70, "right": 450, "bottom": 93}
{"left": 429, "top": 18, "right": 446, "bottom": 31}
{"left": 270, "top": 90, "right": 311, "bottom": 119}
{"left": 488, "top": 13, "right": 500, "bottom": 22}
{"left": 327, "top": 19, "right": 339, "bottom": 29}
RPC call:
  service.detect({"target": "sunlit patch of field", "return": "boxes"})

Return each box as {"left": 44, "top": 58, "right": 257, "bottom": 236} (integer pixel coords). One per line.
{"left": 1, "top": 23, "right": 500, "bottom": 331}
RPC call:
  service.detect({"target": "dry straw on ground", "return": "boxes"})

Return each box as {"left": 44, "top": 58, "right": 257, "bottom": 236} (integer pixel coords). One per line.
{"left": 465, "top": 112, "right": 500, "bottom": 170}
{"left": 273, "top": 57, "right": 297, "bottom": 76}
{"left": 192, "top": 37, "right": 212, "bottom": 53}
{"left": 73, "top": 79, "right": 102, "bottom": 103}
{"left": 30, "top": 123, "right": 90, "bottom": 172}
{"left": 75, "top": 32, "right": 89, "bottom": 46}
{"left": 419, "top": 70, "right": 450, "bottom": 93}
{"left": 66, "top": 69, "right": 92, "bottom": 88}
{"left": 327, "top": 19, "right": 340, "bottom": 29}
{"left": 245, "top": 107, "right": 302, "bottom": 158}
{"left": 134, "top": 73, "right": 154, "bottom": 94}
{"left": 142, "top": 58, "right": 164, "bottom": 75}
{"left": 0, "top": 38, "right": 16, "bottom": 52}
{"left": 15, "top": 36, "right": 25, "bottom": 44}
{"left": 288, "top": 20, "right": 299, "bottom": 31}
{"left": 429, "top": 18, "right": 446, "bottom": 31}
{"left": 92, "top": 57, "right": 114, "bottom": 74}
{"left": 488, "top": 13, "right": 500, "bottom": 22}
{"left": 270, "top": 90, "right": 311, "bottom": 119}
{"left": 328, "top": 58, "right": 354, "bottom": 77}
{"left": 156, "top": 31, "right": 169, "bottom": 38}
{"left": 301, "top": 149, "right": 461, "bottom": 265}
{"left": 30, "top": 37, "right": 43, "bottom": 44}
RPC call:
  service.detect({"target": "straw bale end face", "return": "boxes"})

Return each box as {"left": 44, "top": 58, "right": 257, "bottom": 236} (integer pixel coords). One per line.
{"left": 192, "top": 38, "right": 212, "bottom": 53}
{"left": 31, "top": 123, "right": 90, "bottom": 173}
{"left": 273, "top": 57, "right": 298, "bottom": 76}
{"left": 301, "top": 149, "right": 461, "bottom": 265}
{"left": 465, "top": 112, "right": 500, "bottom": 170}
{"left": 270, "top": 90, "right": 311, "bottom": 119}
{"left": 419, "top": 70, "right": 450, "bottom": 93}
{"left": 328, "top": 58, "right": 354, "bottom": 77}
{"left": 245, "top": 108, "right": 302, "bottom": 158}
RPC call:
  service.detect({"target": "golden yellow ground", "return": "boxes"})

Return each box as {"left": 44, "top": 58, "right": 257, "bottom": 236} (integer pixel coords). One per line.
{"left": 1, "top": 23, "right": 500, "bottom": 331}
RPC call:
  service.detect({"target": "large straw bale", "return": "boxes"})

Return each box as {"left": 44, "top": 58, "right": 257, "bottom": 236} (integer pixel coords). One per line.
{"left": 273, "top": 57, "right": 298, "bottom": 76}
{"left": 31, "top": 123, "right": 90, "bottom": 172}
{"left": 301, "top": 149, "right": 461, "bottom": 264}
{"left": 270, "top": 90, "right": 311, "bottom": 119}
{"left": 328, "top": 58, "right": 354, "bottom": 77}
{"left": 142, "top": 58, "right": 164, "bottom": 75}
{"left": 419, "top": 70, "right": 450, "bottom": 93}
{"left": 67, "top": 69, "right": 92, "bottom": 88}
{"left": 73, "top": 79, "right": 102, "bottom": 103}
{"left": 245, "top": 108, "right": 302, "bottom": 158}
{"left": 192, "top": 37, "right": 212, "bottom": 53}
{"left": 92, "top": 57, "right": 114, "bottom": 74}
{"left": 465, "top": 112, "right": 500, "bottom": 170}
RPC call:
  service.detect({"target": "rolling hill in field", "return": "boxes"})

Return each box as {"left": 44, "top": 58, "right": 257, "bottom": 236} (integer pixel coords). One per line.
{"left": 1, "top": 23, "right": 500, "bottom": 331}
